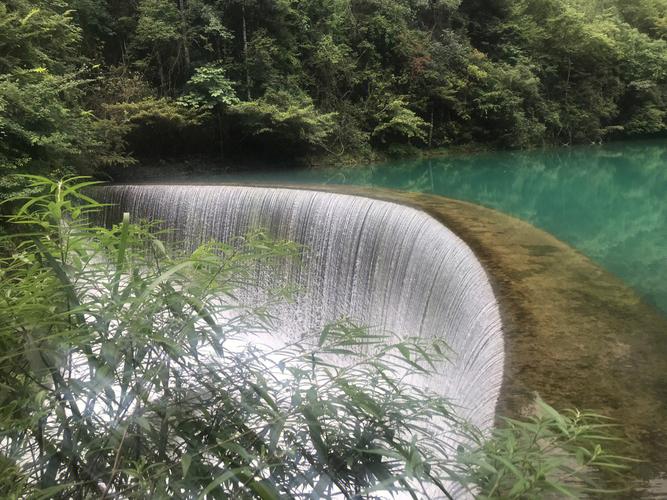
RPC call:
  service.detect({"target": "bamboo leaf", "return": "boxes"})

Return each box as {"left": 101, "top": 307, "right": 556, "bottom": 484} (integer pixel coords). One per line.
{"left": 182, "top": 453, "right": 193, "bottom": 478}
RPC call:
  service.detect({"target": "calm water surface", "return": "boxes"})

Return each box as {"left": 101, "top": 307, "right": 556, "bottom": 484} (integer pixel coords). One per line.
{"left": 227, "top": 140, "right": 667, "bottom": 315}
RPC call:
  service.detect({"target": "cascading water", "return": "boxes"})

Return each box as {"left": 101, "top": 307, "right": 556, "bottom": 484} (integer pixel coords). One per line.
{"left": 94, "top": 185, "right": 505, "bottom": 433}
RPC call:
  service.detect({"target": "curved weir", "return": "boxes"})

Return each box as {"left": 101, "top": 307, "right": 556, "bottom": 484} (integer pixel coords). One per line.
{"left": 95, "top": 185, "right": 505, "bottom": 431}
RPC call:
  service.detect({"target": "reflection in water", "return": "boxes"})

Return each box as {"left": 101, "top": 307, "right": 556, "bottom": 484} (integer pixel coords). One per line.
{"left": 236, "top": 140, "right": 667, "bottom": 314}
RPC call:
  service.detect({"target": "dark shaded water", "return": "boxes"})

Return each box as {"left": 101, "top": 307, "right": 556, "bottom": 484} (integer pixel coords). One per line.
{"left": 224, "top": 140, "right": 667, "bottom": 314}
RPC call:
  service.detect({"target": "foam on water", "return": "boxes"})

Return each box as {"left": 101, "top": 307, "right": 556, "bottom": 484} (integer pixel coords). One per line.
{"left": 94, "top": 185, "right": 505, "bottom": 432}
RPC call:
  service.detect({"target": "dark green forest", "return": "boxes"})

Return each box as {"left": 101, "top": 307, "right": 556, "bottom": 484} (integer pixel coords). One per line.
{"left": 1, "top": 0, "right": 666, "bottom": 193}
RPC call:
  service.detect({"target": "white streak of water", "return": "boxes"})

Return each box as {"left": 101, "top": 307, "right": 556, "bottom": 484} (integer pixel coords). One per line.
{"left": 94, "top": 185, "right": 505, "bottom": 433}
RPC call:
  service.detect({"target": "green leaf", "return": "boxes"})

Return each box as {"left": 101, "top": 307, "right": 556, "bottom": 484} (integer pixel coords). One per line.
{"left": 182, "top": 453, "right": 193, "bottom": 478}
{"left": 135, "top": 416, "right": 151, "bottom": 431}
{"left": 198, "top": 469, "right": 238, "bottom": 499}
{"left": 32, "top": 484, "right": 73, "bottom": 499}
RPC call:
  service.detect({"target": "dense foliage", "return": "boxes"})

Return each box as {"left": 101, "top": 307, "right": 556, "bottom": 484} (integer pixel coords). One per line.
{"left": 0, "top": 0, "right": 665, "bottom": 189}
{"left": 0, "top": 177, "right": 631, "bottom": 498}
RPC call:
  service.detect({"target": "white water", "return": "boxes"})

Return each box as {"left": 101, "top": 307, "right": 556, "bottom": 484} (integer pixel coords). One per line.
{"left": 94, "top": 185, "right": 505, "bottom": 434}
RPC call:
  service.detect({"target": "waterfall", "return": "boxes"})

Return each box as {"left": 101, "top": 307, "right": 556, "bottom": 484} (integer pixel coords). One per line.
{"left": 94, "top": 185, "right": 505, "bottom": 433}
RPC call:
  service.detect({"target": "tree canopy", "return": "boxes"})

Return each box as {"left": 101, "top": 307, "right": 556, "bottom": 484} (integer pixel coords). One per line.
{"left": 0, "top": 0, "right": 665, "bottom": 185}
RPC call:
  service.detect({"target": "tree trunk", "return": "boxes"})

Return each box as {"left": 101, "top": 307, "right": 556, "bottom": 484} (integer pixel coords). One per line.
{"left": 156, "top": 49, "right": 166, "bottom": 95}
{"left": 217, "top": 109, "right": 225, "bottom": 160}
{"left": 242, "top": 1, "right": 251, "bottom": 100}
{"left": 178, "top": 0, "right": 191, "bottom": 69}
{"left": 428, "top": 107, "right": 434, "bottom": 148}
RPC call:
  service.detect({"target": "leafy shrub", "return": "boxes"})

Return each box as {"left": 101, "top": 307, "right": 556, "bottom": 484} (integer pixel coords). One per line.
{"left": 458, "top": 398, "right": 634, "bottom": 498}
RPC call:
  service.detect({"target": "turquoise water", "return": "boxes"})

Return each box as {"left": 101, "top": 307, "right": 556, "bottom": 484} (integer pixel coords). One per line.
{"left": 227, "top": 140, "right": 667, "bottom": 314}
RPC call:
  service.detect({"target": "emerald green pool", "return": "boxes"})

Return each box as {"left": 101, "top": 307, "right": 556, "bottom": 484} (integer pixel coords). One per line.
{"left": 229, "top": 140, "right": 667, "bottom": 314}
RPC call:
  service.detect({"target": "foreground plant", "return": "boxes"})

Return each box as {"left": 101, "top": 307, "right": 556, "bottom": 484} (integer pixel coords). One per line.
{"left": 0, "top": 176, "right": 631, "bottom": 499}
{"left": 458, "top": 397, "right": 634, "bottom": 499}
